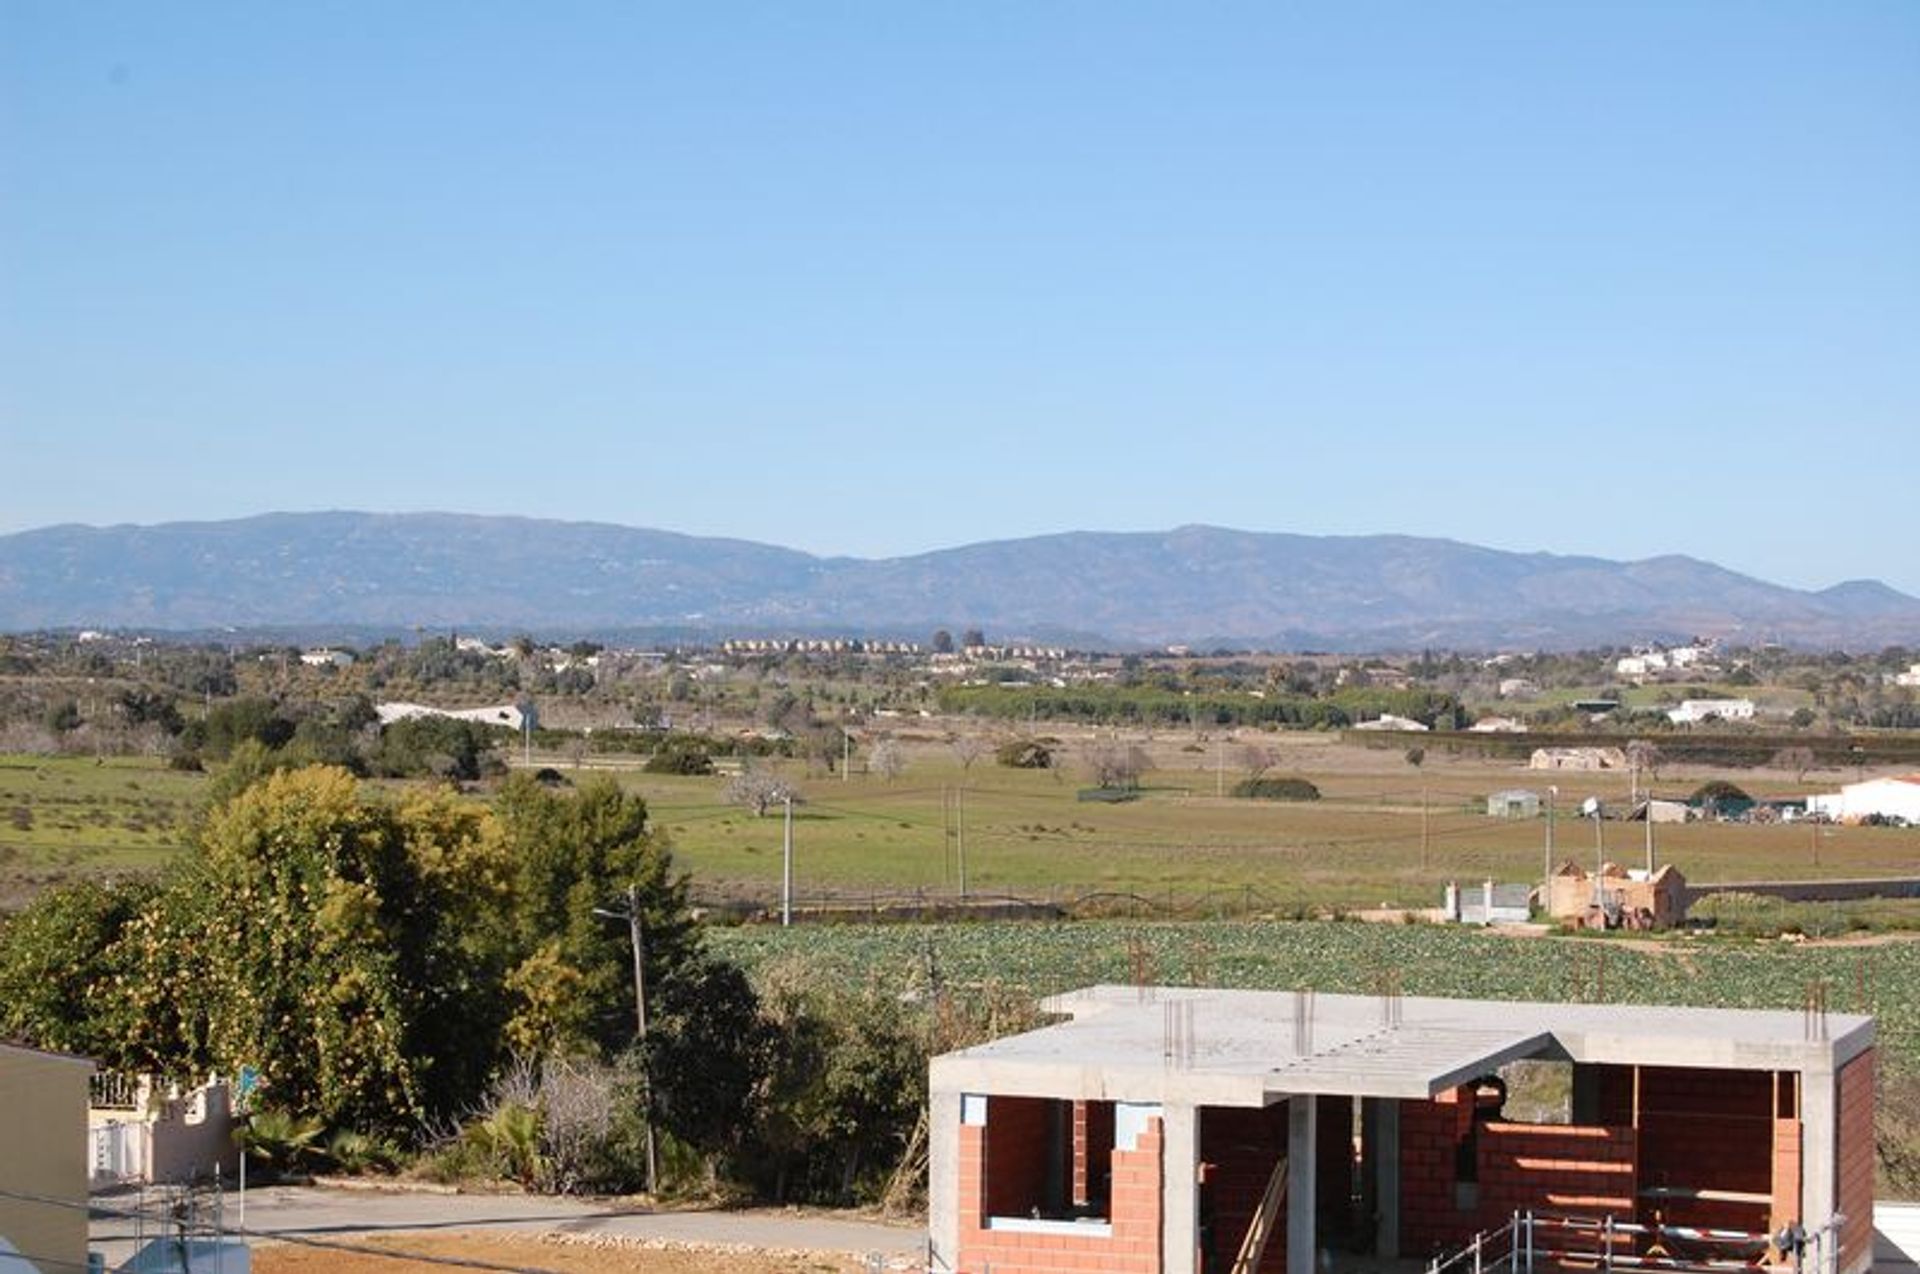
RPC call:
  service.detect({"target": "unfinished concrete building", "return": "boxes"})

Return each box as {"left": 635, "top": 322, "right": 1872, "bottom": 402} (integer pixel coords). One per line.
{"left": 929, "top": 987, "right": 1873, "bottom": 1274}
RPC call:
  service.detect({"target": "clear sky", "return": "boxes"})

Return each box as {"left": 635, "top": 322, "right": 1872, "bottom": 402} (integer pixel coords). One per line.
{"left": 4, "top": 3, "right": 1916, "bottom": 592}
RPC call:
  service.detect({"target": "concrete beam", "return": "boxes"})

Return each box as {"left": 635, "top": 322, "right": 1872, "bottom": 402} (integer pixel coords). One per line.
{"left": 1162, "top": 1102, "right": 1200, "bottom": 1274}
{"left": 1368, "top": 1097, "right": 1400, "bottom": 1258}
{"left": 929, "top": 1089, "right": 960, "bottom": 1271}
{"left": 1801, "top": 1066, "right": 1837, "bottom": 1232}
{"left": 1290, "top": 1096, "right": 1318, "bottom": 1274}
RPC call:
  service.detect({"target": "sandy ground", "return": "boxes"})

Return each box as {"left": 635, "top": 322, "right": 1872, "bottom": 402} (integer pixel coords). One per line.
{"left": 254, "top": 1231, "right": 905, "bottom": 1273}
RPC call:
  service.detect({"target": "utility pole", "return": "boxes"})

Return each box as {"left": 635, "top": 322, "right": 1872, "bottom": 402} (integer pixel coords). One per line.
{"left": 842, "top": 726, "right": 850, "bottom": 783}
{"left": 594, "top": 889, "right": 658, "bottom": 1196}
{"left": 957, "top": 786, "right": 968, "bottom": 898}
{"left": 625, "top": 883, "right": 658, "bottom": 1196}
{"left": 1420, "top": 779, "right": 1430, "bottom": 870}
{"left": 781, "top": 795, "right": 795, "bottom": 927}
{"left": 1644, "top": 795, "right": 1656, "bottom": 875}
{"left": 1544, "top": 785, "right": 1558, "bottom": 910}
{"left": 1215, "top": 741, "right": 1225, "bottom": 799}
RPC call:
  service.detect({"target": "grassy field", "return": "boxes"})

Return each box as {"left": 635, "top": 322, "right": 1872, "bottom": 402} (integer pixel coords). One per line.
{"left": 0, "top": 754, "right": 203, "bottom": 906}
{"left": 4, "top": 730, "right": 1917, "bottom": 917}
{"left": 593, "top": 733, "right": 1920, "bottom": 909}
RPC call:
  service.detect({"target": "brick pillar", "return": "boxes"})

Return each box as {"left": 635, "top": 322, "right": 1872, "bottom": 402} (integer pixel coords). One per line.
{"left": 1074, "top": 1100, "right": 1092, "bottom": 1207}
{"left": 1771, "top": 1117, "right": 1802, "bottom": 1230}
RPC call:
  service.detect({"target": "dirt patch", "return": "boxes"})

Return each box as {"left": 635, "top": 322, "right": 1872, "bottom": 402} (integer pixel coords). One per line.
{"left": 254, "top": 1232, "right": 901, "bottom": 1273}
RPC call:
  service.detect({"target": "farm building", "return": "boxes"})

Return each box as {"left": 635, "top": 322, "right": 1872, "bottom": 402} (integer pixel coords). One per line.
{"left": 1808, "top": 775, "right": 1920, "bottom": 825}
{"left": 374, "top": 701, "right": 536, "bottom": 732}
{"left": 1545, "top": 861, "right": 1688, "bottom": 929}
{"left": 0, "top": 1042, "right": 92, "bottom": 1274}
{"left": 930, "top": 987, "right": 1874, "bottom": 1274}
{"left": 1529, "top": 746, "right": 1627, "bottom": 771}
{"left": 1667, "top": 698, "right": 1756, "bottom": 726}
{"left": 1486, "top": 789, "right": 1540, "bottom": 819}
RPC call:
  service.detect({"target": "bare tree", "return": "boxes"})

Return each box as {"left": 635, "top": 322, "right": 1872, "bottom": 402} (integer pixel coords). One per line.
{"left": 1085, "top": 741, "right": 1154, "bottom": 790}
{"left": 1239, "top": 742, "right": 1281, "bottom": 783}
{"left": 948, "top": 732, "right": 988, "bottom": 772}
{"left": 725, "top": 765, "right": 795, "bottom": 817}
{"left": 1772, "top": 746, "right": 1817, "bottom": 784}
{"left": 869, "top": 736, "right": 906, "bottom": 781}
{"left": 1625, "top": 738, "right": 1662, "bottom": 780}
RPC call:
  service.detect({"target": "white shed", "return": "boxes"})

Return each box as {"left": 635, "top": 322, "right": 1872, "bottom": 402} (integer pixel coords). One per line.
{"left": 1808, "top": 776, "right": 1920, "bottom": 825}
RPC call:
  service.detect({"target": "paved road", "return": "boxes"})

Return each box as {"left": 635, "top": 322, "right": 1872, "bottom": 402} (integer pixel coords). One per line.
{"left": 91, "top": 1184, "right": 924, "bottom": 1266}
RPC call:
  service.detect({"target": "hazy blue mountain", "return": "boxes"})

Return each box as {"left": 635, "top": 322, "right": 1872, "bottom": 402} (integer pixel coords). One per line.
{"left": 2, "top": 513, "right": 1917, "bottom": 650}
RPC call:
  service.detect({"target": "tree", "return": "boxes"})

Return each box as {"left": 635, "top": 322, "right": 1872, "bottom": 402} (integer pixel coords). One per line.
{"left": 1403, "top": 746, "right": 1426, "bottom": 770}
{"left": 1772, "top": 746, "right": 1817, "bottom": 783}
{"left": 948, "top": 733, "right": 987, "bottom": 771}
{"left": 0, "top": 878, "right": 156, "bottom": 1063}
{"left": 961, "top": 628, "right": 985, "bottom": 649}
{"left": 110, "top": 768, "right": 509, "bottom": 1130}
{"left": 725, "top": 766, "right": 796, "bottom": 817}
{"left": 643, "top": 958, "right": 772, "bottom": 1183}
{"left": 931, "top": 630, "right": 954, "bottom": 655}
{"left": 1084, "top": 741, "right": 1152, "bottom": 790}
{"left": 1239, "top": 743, "right": 1281, "bottom": 783}
{"left": 1625, "top": 739, "right": 1663, "bottom": 781}
{"left": 869, "top": 737, "right": 906, "bottom": 782}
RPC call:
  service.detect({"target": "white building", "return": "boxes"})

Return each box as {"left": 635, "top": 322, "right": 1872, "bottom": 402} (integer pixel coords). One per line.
{"left": 299, "top": 648, "right": 354, "bottom": 669}
{"left": 1352, "top": 713, "right": 1428, "bottom": 732}
{"left": 1666, "top": 698, "right": 1755, "bottom": 725}
{"left": 1808, "top": 775, "right": 1920, "bottom": 825}
{"left": 1893, "top": 663, "right": 1920, "bottom": 688}
{"left": 375, "top": 701, "right": 535, "bottom": 732}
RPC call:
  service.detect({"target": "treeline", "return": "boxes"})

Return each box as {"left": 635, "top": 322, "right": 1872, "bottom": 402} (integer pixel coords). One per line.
{"left": 0, "top": 767, "right": 982, "bottom": 1204}
{"left": 936, "top": 683, "right": 1468, "bottom": 730}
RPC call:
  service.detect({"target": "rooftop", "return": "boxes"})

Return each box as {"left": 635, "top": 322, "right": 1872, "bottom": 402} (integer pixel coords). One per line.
{"left": 931, "top": 985, "right": 1873, "bottom": 1107}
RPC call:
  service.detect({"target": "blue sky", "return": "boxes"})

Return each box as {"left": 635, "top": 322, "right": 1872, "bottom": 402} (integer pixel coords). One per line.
{"left": 4, "top": 3, "right": 1917, "bottom": 592}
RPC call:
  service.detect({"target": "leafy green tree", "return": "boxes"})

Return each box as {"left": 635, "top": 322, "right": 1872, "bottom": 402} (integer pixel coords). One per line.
{"left": 0, "top": 878, "right": 156, "bottom": 1064}
{"left": 492, "top": 775, "right": 697, "bottom": 1057}
{"left": 644, "top": 958, "right": 771, "bottom": 1181}
{"left": 110, "top": 768, "right": 509, "bottom": 1130}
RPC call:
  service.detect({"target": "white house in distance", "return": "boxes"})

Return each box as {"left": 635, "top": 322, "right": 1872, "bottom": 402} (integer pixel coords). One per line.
{"left": 299, "top": 648, "right": 354, "bottom": 669}
{"left": 1808, "top": 775, "right": 1920, "bottom": 825}
{"left": 1352, "top": 713, "right": 1428, "bottom": 732}
{"left": 376, "top": 702, "right": 536, "bottom": 732}
{"left": 1666, "top": 697, "right": 1755, "bottom": 725}
{"left": 1894, "top": 663, "right": 1920, "bottom": 688}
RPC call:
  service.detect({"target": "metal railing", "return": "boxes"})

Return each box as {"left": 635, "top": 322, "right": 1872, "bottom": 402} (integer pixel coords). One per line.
{"left": 1432, "top": 1209, "right": 1846, "bottom": 1274}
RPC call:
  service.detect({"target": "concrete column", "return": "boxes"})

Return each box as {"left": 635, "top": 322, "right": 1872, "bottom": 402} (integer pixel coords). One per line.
{"left": 1290, "top": 1096, "right": 1318, "bottom": 1274}
{"left": 929, "top": 1090, "right": 961, "bottom": 1272}
{"left": 1368, "top": 1098, "right": 1401, "bottom": 1258}
{"left": 1800, "top": 1066, "right": 1837, "bottom": 1231}
{"left": 1162, "top": 1102, "right": 1201, "bottom": 1274}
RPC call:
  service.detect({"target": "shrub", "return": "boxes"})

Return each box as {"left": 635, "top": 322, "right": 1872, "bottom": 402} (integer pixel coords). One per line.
{"left": 1689, "top": 779, "right": 1751, "bottom": 805}
{"left": 644, "top": 740, "right": 715, "bottom": 775}
{"left": 1232, "top": 777, "right": 1322, "bottom": 801}
{"left": 995, "top": 739, "right": 1052, "bottom": 769}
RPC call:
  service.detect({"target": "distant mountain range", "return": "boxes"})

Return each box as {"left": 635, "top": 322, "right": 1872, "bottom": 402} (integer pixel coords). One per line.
{"left": 2, "top": 512, "right": 1918, "bottom": 651}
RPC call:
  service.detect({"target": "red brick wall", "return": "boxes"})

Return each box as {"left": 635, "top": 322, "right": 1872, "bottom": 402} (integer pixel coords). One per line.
{"left": 1074, "top": 1101, "right": 1116, "bottom": 1209}
{"left": 959, "top": 1113, "right": 1165, "bottom": 1274}
{"left": 1477, "top": 1122, "right": 1637, "bottom": 1219}
{"left": 1835, "top": 1050, "right": 1875, "bottom": 1274}
{"left": 1401, "top": 1088, "right": 1640, "bottom": 1256}
{"left": 1399, "top": 1089, "right": 1477, "bottom": 1255}
{"left": 1201, "top": 1104, "right": 1289, "bottom": 1274}
{"left": 1771, "top": 1117, "right": 1801, "bottom": 1231}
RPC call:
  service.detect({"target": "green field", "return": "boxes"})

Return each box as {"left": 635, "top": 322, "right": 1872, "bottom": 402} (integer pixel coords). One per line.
{"left": 0, "top": 755, "right": 203, "bottom": 906}
{"left": 598, "top": 740, "right": 1920, "bottom": 910}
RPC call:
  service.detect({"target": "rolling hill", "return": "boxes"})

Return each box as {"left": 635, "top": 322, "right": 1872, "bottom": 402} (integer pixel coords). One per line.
{"left": 1, "top": 513, "right": 1916, "bottom": 650}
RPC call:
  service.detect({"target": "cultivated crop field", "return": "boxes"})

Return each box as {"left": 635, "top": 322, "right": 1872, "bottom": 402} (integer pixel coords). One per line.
{"left": 709, "top": 919, "right": 1920, "bottom": 1071}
